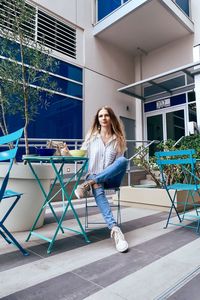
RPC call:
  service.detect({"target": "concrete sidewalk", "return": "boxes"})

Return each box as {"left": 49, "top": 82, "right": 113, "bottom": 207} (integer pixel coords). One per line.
{"left": 0, "top": 199, "right": 200, "bottom": 299}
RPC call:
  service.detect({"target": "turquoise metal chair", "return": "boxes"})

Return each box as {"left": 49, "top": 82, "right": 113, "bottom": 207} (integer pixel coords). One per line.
{"left": 155, "top": 149, "right": 200, "bottom": 232}
{"left": 0, "top": 128, "right": 29, "bottom": 256}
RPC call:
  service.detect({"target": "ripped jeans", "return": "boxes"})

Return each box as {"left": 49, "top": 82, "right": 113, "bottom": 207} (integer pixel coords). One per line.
{"left": 87, "top": 156, "right": 128, "bottom": 229}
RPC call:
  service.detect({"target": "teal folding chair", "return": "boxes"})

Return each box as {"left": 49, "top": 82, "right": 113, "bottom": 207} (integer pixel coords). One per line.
{"left": 0, "top": 128, "right": 29, "bottom": 255}
{"left": 155, "top": 149, "right": 200, "bottom": 233}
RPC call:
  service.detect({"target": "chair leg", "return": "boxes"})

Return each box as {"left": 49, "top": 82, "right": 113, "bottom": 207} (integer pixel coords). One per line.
{"left": 0, "top": 223, "right": 29, "bottom": 256}
{"left": 0, "top": 195, "right": 29, "bottom": 256}
{"left": 0, "top": 229, "right": 12, "bottom": 244}
{"left": 85, "top": 196, "right": 89, "bottom": 230}
{"left": 116, "top": 189, "right": 121, "bottom": 226}
{"left": 84, "top": 188, "right": 121, "bottom": 230}
{"left": 165, "top": 189, "right": 181, "bottom": 229}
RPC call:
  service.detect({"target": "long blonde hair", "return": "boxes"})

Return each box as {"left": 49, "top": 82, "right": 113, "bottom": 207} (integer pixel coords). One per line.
{"left": 86, "top": 106, "right": 126, "bottom": 153}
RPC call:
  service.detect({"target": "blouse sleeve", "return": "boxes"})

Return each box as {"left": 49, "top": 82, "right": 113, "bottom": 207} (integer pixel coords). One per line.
{"left": 80, "top": 132, "right": 91, "bottom": 155}
{"left": 81, "top": 140, "right": 89, "bottom": 151}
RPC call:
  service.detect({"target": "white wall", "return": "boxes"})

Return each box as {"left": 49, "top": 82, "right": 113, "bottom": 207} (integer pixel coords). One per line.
{"left": 32, "top": 0, "right": 77, "bottom": 25}
{"left": 141, "top": 34, "right": 193, "bottom": 79}
{"left": 84, "top": 69, "right": 135, "bottom": 134}
{"left": 191, "top": 0, "right": 200, "bottom": 46}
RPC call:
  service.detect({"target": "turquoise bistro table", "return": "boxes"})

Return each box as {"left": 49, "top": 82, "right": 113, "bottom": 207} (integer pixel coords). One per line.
{"left": 23, "top": 155, "right": 90, "bottom": 254}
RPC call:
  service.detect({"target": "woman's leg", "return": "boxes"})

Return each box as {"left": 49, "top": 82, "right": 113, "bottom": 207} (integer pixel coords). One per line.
{"left": 87, "top": 175, "right": 116, "bottom": 229}
{"left": 94, "top": 156, "right": 128, "bottom": 187}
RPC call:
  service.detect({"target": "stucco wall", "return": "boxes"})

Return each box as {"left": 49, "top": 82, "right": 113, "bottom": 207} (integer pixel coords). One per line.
{"left": 84, "top": 68, "right": 135, "bottom": 134}
{"left": 141, "top": 34, "right": 194, "bottom": 79}
{"left": 191, "top": 0, "right": 200, "bottom": 46}
{"left": 32, "top": 0, "right": 78, "bottom": 25}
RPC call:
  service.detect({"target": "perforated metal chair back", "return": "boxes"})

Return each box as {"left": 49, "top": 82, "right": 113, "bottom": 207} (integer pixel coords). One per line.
{"left": 0, "top": 128, "right": 29, "bottom": 255}
{"left": 155, "top": 149, "right": 200, "bottom": 232}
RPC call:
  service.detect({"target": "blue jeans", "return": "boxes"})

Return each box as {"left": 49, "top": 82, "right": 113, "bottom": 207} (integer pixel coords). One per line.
{"left": 87, "top": 156, "right": 128, "bottom": 229}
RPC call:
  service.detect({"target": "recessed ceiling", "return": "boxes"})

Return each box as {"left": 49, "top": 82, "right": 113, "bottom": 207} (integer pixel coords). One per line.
{"left": 93, "top": 0, "right": 194, "bottom": 55}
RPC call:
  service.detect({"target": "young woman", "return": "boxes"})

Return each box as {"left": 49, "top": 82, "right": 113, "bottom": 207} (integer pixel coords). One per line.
{"left": 75, "top": 106, "right": 128, "bottom": 253}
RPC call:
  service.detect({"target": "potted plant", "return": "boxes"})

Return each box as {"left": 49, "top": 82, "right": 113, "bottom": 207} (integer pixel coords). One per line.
{"left": 117, "top": 136, "right": 200, "bottom": 211}
{"left": 0, "top": 0, "right": 58, "bottom": 231}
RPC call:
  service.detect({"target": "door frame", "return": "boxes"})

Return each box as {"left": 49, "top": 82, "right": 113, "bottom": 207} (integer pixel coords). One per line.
{"left": 144, "top": 104, "right": 188, "bottom": 141}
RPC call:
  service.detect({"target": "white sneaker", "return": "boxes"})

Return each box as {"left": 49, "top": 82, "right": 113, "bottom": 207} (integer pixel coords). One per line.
{"left": 111, "top": 226, "right": 128, "bottom": 253}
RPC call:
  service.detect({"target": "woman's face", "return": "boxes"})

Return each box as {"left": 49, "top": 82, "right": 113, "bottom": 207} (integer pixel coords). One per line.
{"left": 98, "top": 108, "right": 111, "bottom": 129}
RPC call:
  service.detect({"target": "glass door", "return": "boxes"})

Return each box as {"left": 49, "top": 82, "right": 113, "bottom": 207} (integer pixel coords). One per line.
{"left": 166, "top": 110, "right": 185, "bottom": 140}
{"left": 146, "top": 107, "right": 186, "bottom": 155}
{"left": 147, "top": 114, "right": 163, "bottom": 156}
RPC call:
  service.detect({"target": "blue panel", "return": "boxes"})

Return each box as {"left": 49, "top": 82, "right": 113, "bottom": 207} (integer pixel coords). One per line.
{"left": 7, "top": 95, "right": 83, "bottom": 139}
{"left": 171, "top": 94, "right": 186, "bottom": 106}
{"left": 97, "top": 0, "right": 121, "bottom": 21}
{"left": 0, "top": 37, "right": 21, "bottom": 61}
{"left": 54, "top": 59, "right": 83, "bottom": 82}
{"left": 50, "top": 76, "right": 82, "bottom": 98}
{"left": 0, "top": 37, "right": 83, "bottom": 83}
{"left": 144, "top": 101, "right": 157, "bottom": 112}
{"left": 176, "top": 0, "right": 189, "bottom": 16}
{"left": 144, "top": 94, "right": 186, "bottom": 112}
{"left": 0, "top": 37, "right": 83, "bottom": 160}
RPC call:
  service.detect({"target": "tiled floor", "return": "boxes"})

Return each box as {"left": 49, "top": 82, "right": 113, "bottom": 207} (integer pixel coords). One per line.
{"left": 1, "top": 199, "right": 200, "bottom": 299}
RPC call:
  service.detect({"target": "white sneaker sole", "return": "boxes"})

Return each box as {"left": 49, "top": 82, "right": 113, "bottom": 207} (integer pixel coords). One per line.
{"left": 74, "top": 189, "right": 81, "bottom": 199}
{"left": 117, "top": 242, "right": 129, "bottom": 253}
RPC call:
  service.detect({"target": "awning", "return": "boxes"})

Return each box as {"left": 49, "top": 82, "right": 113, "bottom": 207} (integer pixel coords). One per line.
{"left": 118, "top": 61, "right": 200, "bottom": 102}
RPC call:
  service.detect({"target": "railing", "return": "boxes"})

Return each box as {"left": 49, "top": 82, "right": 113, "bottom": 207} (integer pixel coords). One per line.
{"left": 1, "top": 137, "right": 160, "bottom": 185}
{"left": 172, "top": 136, "right": 185, "bottom": 147}
{"left": 126, "top": 139, "right": 160, "bottom": 186}
{"left": 18, "top": 138, "right": 84, "bottom": 151}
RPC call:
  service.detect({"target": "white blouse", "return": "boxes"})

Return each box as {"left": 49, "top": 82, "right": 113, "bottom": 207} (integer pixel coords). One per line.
{"left": 81, "top": 133, "right": 122, "bottom": 174}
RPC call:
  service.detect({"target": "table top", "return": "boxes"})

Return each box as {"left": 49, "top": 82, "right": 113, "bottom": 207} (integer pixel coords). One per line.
{"left": 23, "top": 155, "right": 88, "bottom": 163}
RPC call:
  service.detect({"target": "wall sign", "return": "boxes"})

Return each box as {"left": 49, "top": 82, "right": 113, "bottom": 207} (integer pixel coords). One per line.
{"left": 156, "top": 98, "right": 170, "bottom": 109}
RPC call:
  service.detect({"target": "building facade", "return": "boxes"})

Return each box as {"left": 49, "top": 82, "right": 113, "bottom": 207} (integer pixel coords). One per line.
{"left": 1, "top": 0, "right": 200, "bottom": 149}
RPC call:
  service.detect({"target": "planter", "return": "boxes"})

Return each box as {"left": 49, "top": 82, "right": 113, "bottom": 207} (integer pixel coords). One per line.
{"left": 0, "top": 163, "right": 55, "bottom": 232}
{"left": 114, "top": 186, "right": 200, "bottom": 212}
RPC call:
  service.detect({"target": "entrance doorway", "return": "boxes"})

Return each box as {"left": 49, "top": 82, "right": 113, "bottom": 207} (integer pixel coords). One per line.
{"left": 146, "top": 107, "right": 186, "bottom": 155}
{"left": 120, "top": 116, "right": 135, "bottom": 159}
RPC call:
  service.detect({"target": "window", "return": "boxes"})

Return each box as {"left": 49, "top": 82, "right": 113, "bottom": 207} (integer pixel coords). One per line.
{"left": 0, "top": 36, "right": 83, "bottom": 140}
{"left": 175, "top": 0, "right": 189, "bottom": 16}
{"left": 97, "top": 0, "right": 128, "bottom": 21}
{"left": 4, "top": 54, "right": 83, "bottom": 139}
{"left": 187, "top": 91, "right": 196, "bottom": 122}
